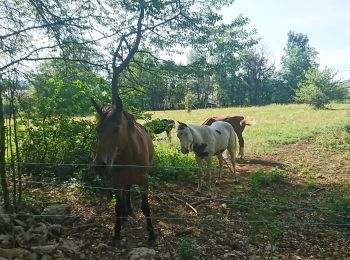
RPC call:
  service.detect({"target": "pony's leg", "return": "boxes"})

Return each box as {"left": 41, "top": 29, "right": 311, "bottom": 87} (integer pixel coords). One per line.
{"left": 126, "top": 184, "right": 134, "bottom": 217}
{"left": 216, "top": 154, "right": 224, "bottom": 185}
{"left": 140, "top": 186, "right": 156, "bottom": 241}
{"left": 195, "top": 156, "right": 204, "bottom": 193}
{"left": 206, "top": 157, "right": 212, "bottom": 197}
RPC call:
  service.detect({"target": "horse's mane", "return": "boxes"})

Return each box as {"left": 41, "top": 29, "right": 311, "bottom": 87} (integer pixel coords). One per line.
{"left": 122, "top": 110, "right": 136, "bottom": 129}
{"left": 100, "top": 105, "right": 136, "bottom": 130}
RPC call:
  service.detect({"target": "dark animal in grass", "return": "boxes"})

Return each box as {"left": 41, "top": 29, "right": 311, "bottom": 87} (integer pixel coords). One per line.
{"left": 202, "top": 115, "right": 253, "bottom": 159}
{"left": 91, "top": 96, "right": 156, "bottom": 243}
{"left": 143, "top": 118, "right": 176, "bottom": 142}
{"left": 177, "top": 121, "right": 237, "bottom": 197}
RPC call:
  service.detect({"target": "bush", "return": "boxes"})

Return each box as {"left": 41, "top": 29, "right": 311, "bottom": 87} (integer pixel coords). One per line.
{"left": 177, "top": 236, "right": 199, "bottom": 260}
{"left": 152, "top": 144, "right": 197, "bottom": 183}
{"left": 295, "top": 68, "right": 349, "bottom": 109}
{"left": 20, "top": 116, "right": 96, "bottom": 182}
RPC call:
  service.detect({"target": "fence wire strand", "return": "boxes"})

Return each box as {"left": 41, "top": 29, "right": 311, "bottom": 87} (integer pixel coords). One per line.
{"left": 1, "top": 162, "right": 349, "bottom": 227}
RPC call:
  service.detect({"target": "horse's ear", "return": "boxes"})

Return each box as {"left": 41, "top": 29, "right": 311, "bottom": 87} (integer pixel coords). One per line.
{"left": 114, "top": 95, "right": 123, "bottom": 113}
{"left": 91, "top": 98, "right": 103, "bottom": 117}
{"left": 177, "top": 121, "right": 187, "bottom": 127}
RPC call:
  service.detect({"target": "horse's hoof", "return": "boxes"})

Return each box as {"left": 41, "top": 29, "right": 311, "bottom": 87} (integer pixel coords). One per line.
{"left": 206, "top": 193, "right": 212, "bottom": 198}
{"left": 215, "top": 181, "right": 220, "bottom": 186}
{"left": 148, "top": 233, "right": 157, "bottom": 246}
{"left": 111, "top": 236, "right": 122, "bottom": 247}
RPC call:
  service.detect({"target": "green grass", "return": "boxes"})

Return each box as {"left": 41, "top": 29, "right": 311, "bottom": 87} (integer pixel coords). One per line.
{"left": 149, "top": 103, "right": 350, "bottom": 155}
{"left": 249, "top": 169, "right": 287, "bottom": 191}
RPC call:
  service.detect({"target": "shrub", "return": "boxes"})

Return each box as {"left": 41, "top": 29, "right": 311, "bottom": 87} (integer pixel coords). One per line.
{"left": 20, "top": 116, "right": 96, "bottom": 182}
{"left": 177, "top": 236, "right": 199, "bottom": 260}
{"left": 152, "top": 144, "right": 197, "bottom": 183}
{"left": 295, "top": 68, "right": 349, "bottom": 109}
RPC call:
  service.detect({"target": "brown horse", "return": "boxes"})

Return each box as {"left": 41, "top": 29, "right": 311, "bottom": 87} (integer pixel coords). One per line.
{"left": 202, "top": 116, "right": 252, "bottom": 158}
{"left": 92, "top": 96, "right": 156, "bottom": 242}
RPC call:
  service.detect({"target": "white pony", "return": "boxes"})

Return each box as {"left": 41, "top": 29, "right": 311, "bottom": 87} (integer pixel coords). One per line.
{"left": 177, "top": 121, "right": 237, "bottom": 197}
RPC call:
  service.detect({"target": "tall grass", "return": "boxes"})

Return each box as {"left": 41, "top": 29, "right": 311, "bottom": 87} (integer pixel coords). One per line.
{"left": 150, "top": 103, "right": 350, "bottom": 155}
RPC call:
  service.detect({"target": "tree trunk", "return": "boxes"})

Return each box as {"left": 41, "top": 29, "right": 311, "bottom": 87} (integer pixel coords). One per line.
{"left": 0, "top": 77, "right": 10, "bottom": 210}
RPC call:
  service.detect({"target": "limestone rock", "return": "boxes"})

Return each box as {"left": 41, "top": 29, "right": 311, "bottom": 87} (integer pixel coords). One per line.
{"left": 128, "top": 247, "right": 156, "bottom": 260}
{"left": 41, "top": 204, "right": 71, "bottom": 223}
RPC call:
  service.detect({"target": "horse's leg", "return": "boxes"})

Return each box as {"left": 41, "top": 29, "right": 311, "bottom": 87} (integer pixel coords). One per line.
{"left": 216, "top": 153, "right": 224, "bottom": 185}
{"left": 195, "top": 156, "right": 204, "bottom": 193}
{"left": 140, "top": 185, "right": 156, "bottom": 241}
{"left": 237, "top": 132, "right": 244, "bottom": 159}
{"left": 206, "top": 156, "right": 212, "bottom": 198}
{"left": 126, "top": 184, "right": 134, "bottom": 217}
{"left": 114, "top": 190, "right": 125, "bottom": 241}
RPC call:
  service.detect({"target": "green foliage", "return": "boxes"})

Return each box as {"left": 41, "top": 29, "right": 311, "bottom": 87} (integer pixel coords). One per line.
{"left": 152, "top": 144, "right": 197, "bottom": 183}
{"left": 280, "top": 31, "right": 319, "bottom": 102}
{"left": 19, "top": 116, "right": 96, "bottom": 182}
{"left": 143, "top": 119, "right": 171, "bottom": 140}
{"left": 184, "top": 92, "right": 196, "bottom": 113}
{"left": 295, "top": 68, "right": 349, "bottom": 109}
{"left": 177, "top": 236, "right": 199, "bottom": 260}
{"left": 240, "top": 45, "right": 280, "bottom": 105}
{"left": 249, "top": 169, "right": 286, "bottom": 192}
{"left": 27, "top": 60, "right": 111, "bottom": 116}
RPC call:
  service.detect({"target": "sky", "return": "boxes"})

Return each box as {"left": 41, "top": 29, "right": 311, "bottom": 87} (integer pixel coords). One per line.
{"left": 221, "top": 0, "right": 350, "bottom": 80}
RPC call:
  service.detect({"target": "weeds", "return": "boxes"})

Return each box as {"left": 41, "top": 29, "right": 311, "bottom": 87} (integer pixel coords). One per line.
{"left": 177, "top": 236, "right": 199, "bottom": 260}
{"left": 249, "top": 169, "right": 287, "bottom": 192}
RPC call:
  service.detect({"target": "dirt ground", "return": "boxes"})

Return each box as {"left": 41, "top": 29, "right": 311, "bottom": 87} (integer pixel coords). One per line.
{"left": 46, "top": 133, "right": 347, "bottom": 260}
{"left": 26, "top": 133, "right": 350, "bottom": 259}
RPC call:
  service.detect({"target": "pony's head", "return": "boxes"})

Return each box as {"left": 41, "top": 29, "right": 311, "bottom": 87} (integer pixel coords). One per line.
{"left": 176, "top": 122, "right": 193, "bottom": 154}
{"left": 91, "top": 96, "right": 135, "bottom": 172}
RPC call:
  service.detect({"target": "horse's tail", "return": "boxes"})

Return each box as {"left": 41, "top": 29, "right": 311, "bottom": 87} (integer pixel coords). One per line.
{"left": 240, "top": 118, "right": 255, "bottom": 127}
{"left": 202, "top": 117, "right": 216, "bottom": 126}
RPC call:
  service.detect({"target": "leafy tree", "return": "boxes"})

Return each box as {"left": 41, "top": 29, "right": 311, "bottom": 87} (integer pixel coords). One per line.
{"left": 186, "top": 15, "right": 257, "bottom": 107}
{"left": 25, "top": 60, "right": 110, "bottom": 117}
{"left": 295, "top": 68, "right": 349, "bottom": 109}
{"left": 240, "top": 45, "right": 278, "bottom": 105}
{"left": 280, "top": 31, "right": 318, "bottom": 102}
{"left": 187, "top": 49, "right": 215, "bottom": 108}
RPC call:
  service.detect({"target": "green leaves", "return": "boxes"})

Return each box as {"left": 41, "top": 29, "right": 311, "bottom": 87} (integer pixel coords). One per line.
{"left": 280, "top": 31, "right": 319, "bottom": 102}
{"left": 295, "top": 68, "right": 349, "bottom": 109}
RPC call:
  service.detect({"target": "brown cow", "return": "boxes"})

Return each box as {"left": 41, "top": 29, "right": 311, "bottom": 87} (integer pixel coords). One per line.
{"left": 202, "top": 116, "right": 252, "bottom": 158}
{"left": 92, "top": 96, "right": 156, "bottom": 243}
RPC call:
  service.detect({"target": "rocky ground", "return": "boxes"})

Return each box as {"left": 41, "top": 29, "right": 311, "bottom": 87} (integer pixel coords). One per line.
{"left": 0, "top": 133, "right": 349, "bottom": 259}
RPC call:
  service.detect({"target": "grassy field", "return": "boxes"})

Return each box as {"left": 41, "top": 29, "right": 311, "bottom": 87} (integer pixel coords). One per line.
{"left": 148, "top": 103, "right": 350, "bottom": 155}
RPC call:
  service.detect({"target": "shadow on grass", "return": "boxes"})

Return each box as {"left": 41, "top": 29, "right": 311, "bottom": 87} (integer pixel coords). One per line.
{"left": 238, "top": 158, "right": 287, "bottom": 169}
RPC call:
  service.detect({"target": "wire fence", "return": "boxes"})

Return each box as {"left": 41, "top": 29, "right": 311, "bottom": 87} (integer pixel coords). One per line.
{"left": 1, "top": 161, "right": 350, "bottom": 227}
{"left": 0, "top": 212, "right": 349, "bottom": 227}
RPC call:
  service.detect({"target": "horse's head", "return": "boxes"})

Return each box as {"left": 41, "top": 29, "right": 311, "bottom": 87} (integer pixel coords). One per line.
{"left": 176, "top": 122, "right": 193, "bottom": 154}
{"left": 91, "top": 96, "right": 135, "bottom": 175}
